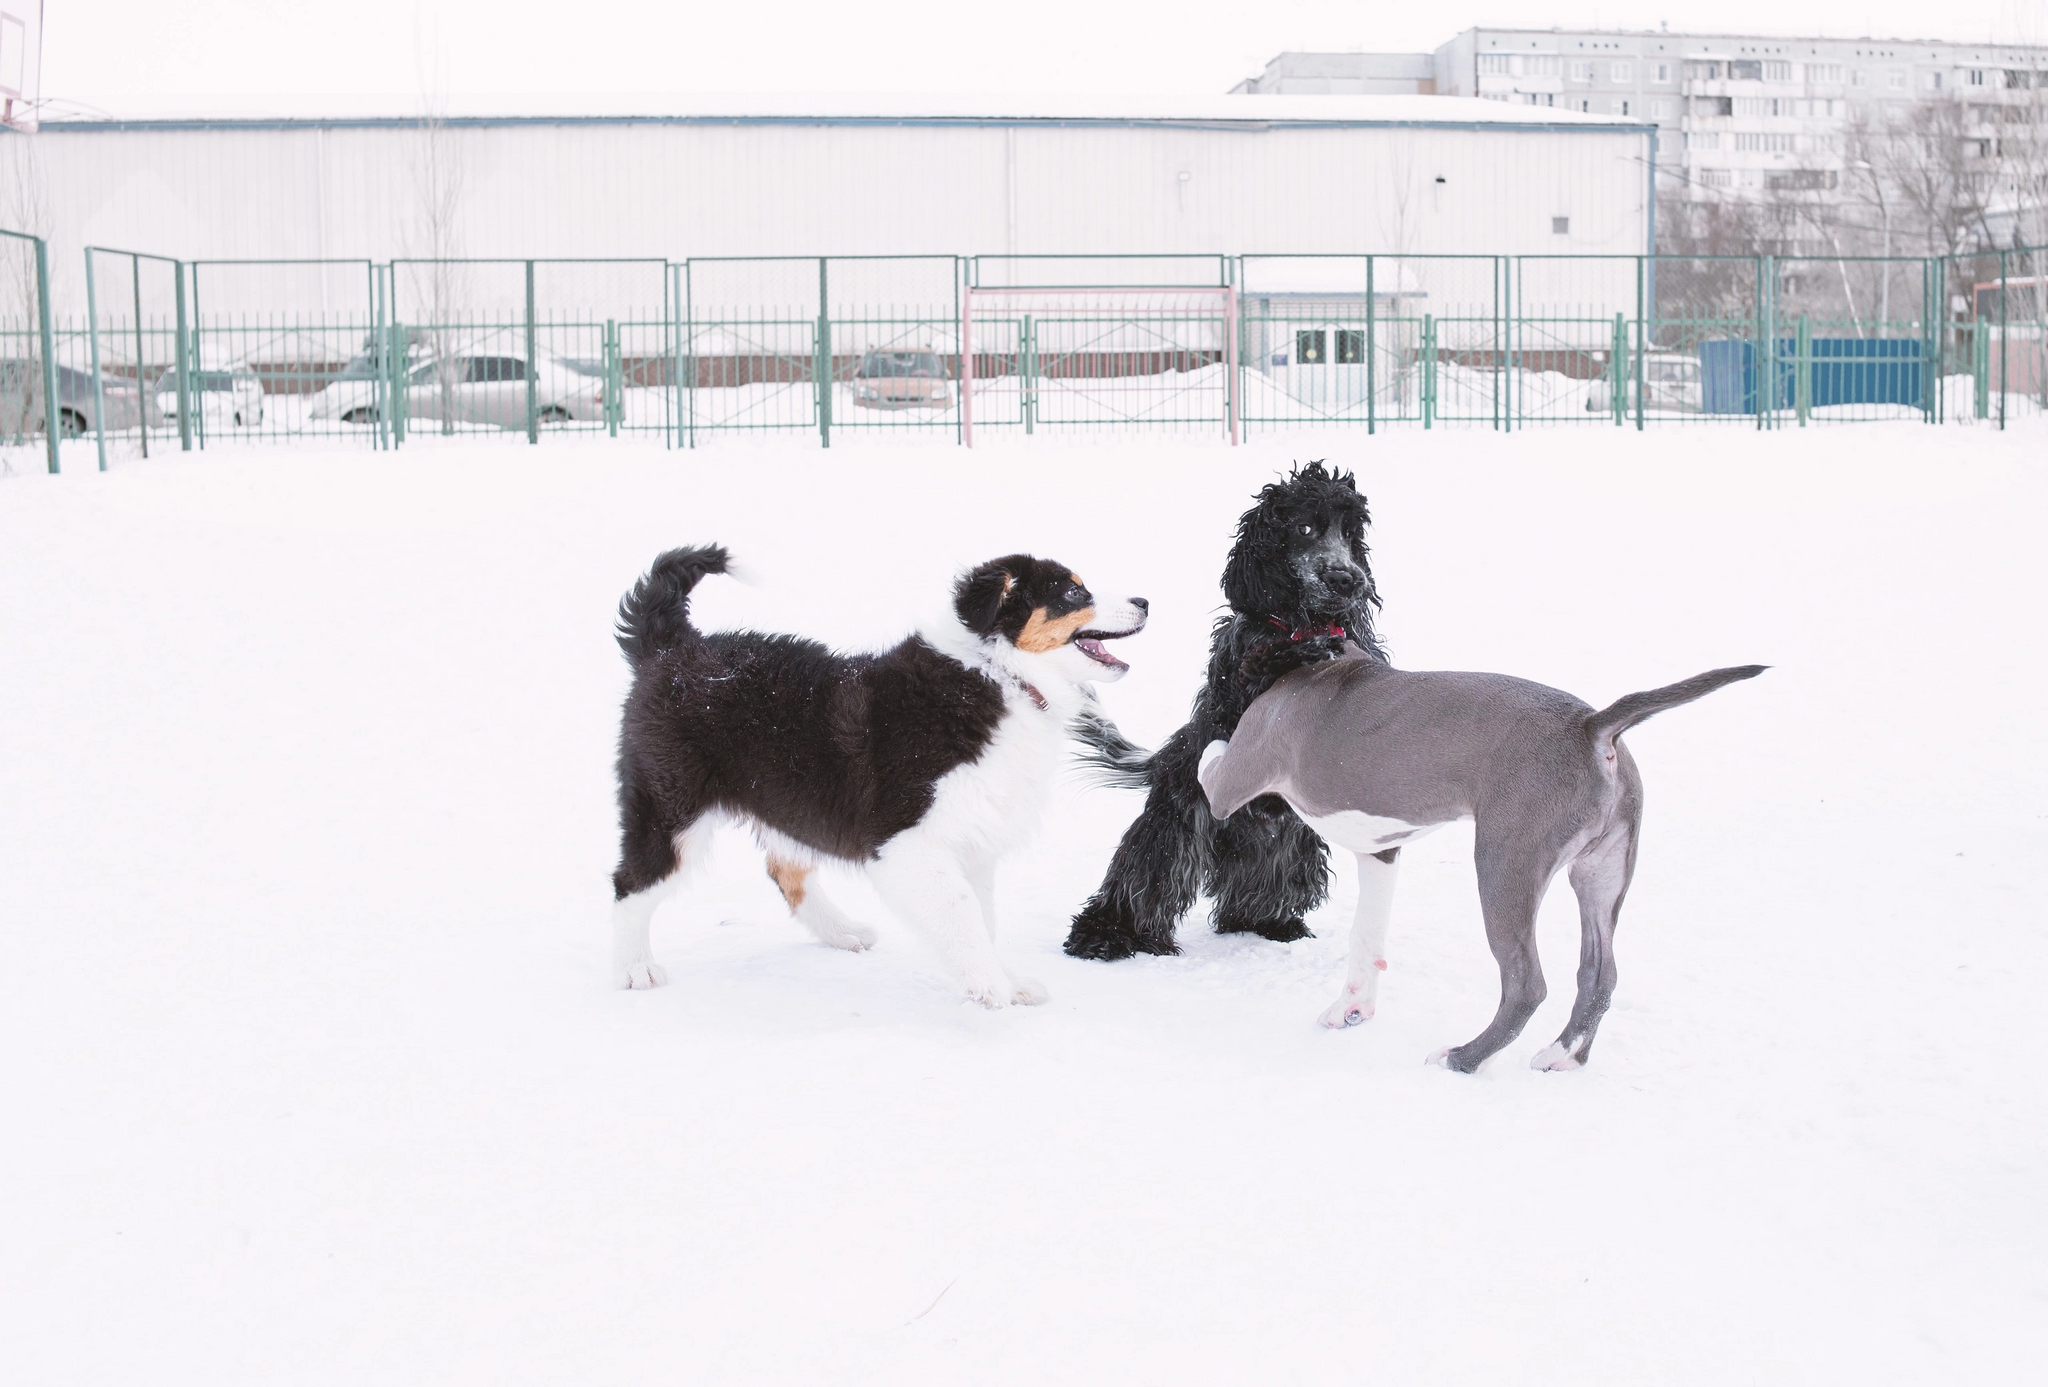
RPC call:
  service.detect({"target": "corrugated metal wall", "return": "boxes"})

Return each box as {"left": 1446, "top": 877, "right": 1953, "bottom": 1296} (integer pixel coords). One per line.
{"left": 13, "top": 117, "right": 1650, "bottom": 312}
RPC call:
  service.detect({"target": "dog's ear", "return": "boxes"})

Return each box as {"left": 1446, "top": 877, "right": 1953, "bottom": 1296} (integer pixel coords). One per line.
{"left": 1222, "top": 508, "right": 1287, "bottom": 616}
{"left": 953, "top": 560, "right": 1014, "bottom": 636}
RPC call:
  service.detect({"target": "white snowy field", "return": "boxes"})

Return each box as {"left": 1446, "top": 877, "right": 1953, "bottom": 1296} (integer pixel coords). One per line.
{"left": 2, "top": 423, "right": 2043, "bottom": 1385}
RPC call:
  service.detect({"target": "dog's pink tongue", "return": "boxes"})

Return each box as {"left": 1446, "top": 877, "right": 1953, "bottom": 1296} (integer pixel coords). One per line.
{"left": 1077, "top": 638, "right": 1128, "bottom": 671}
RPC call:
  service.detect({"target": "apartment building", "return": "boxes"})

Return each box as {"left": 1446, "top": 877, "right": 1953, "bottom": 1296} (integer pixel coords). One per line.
{"left": 1237, "top": 29, "right": 2048, "bottom": 222}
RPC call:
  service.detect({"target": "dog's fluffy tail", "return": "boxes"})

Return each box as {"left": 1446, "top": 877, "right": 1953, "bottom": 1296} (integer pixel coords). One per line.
{"left": 1586, "top": 664, "right": 1767, "bottom": 747}
{"left": 615, "top": 544, "right": 730, "bottom": 664}
{"left": 1070, "top": 701, "right": 1155, "bottom": 790}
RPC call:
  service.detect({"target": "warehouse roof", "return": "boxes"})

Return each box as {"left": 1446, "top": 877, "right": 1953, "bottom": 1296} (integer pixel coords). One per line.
{"left": 29, "top": 92, "right": 1652, "bottom": 135}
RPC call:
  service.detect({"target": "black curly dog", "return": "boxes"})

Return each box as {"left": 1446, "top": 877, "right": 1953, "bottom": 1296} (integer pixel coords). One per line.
{"left": 1065, "top": 462, "right": 1386, "bottom": 959}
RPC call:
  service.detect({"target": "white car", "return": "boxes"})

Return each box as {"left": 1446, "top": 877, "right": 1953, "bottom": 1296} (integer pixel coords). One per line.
{"left": 1586, "top": 353, "right": 1703, "bottom": 414}
{"left": 311, "top": 347, "right": 603, "bottom": 428}
{"left": 155, "top": 367, "right": 265, "bottom": 429}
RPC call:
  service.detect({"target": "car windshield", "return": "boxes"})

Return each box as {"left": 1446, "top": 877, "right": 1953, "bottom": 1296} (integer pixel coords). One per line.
{"left": 1649, "top": 361, "right": 1697, "bottom": 382}
{"left": 858, "top": 351, "right": 943, "bottom": 379}
{"left": 333, "top": 353, "right": 383, "bottom": 381}
{"left": 558, "top": 358, "right": 605, "bottom": 378}
{"left": 158, "top": 370, "right": 237, "bottom": 392}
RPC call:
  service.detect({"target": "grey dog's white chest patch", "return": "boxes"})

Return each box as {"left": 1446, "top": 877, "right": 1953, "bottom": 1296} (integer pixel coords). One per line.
{"left": 1292, "top": 804, "right": 1450, "bottom": 854}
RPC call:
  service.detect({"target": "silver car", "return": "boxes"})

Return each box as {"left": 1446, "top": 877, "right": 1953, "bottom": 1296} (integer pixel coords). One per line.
{"left": 0, "top": 358, "right": 159, "bottom": 438}
{"left": 311, "top": 349, "right": 603, "bottom": 428}
{"left": 1586, "top": 353, "right": 1703, "bottom": 414}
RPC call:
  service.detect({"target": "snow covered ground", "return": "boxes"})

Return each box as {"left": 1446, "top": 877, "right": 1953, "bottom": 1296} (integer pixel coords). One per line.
{"left": 2, "top": 424, "right": 2043, "bottom": 1384}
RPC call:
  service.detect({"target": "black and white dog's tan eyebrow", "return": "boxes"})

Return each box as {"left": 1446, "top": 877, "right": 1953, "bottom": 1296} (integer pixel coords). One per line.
{"left": 607, "top": 544, "right": 1146, "bottom": 1009}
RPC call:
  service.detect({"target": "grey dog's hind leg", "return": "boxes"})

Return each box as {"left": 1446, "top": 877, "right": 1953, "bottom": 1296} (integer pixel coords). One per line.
{"left": 1531, "top": 823, "right": 1637, "bottom": 1071}
{"left": 1434, "top": 842, "right": 1553, "bottom": 1073}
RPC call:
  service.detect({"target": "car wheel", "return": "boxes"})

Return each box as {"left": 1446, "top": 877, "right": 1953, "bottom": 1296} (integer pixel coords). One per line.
{"left": 57, "top": 408, "right": 87, "bottom": 439}
{"left": 340, "top": 406, "right": 379, "bottom": 425}
{"left": 537, "top": 405, "right": 571, "bottom": 424}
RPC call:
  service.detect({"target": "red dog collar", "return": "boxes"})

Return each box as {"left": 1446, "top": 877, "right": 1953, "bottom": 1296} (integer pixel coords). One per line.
{"left": 1268, "top": 617, "right": 1346, "bottom": 643}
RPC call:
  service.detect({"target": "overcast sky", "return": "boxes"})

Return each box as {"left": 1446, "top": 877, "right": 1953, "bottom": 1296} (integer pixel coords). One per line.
{"left": 42, "top": 0, "right": 2048, "bottom": 115}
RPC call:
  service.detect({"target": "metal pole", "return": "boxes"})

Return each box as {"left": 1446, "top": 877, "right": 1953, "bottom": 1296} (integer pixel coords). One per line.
{"left": 960, "top": 277, "right": 974, "bottom": 448}
{"left": 174, "top": 261, "right": 191, "bottom": 451}
{"left": 816, "top": 257, "right": 830, "bottom": 449}
{"left": 33, "top": 236, "right": 59, "bottom": 474}
{"left": 131, "top": 255, "right": 149, "bottom": 459}
{"left": 1225, "top": 285, "right": 1239, "bottom": 446}
{"left": 524, "top": 260, "right": 538, "bottom": 445}
{"left": 1998, "top": 249, "right": 2008, "bottom": 432}
{"left": 1633, "top": 257, "right": 1645, "bottom": 430}
{"left": 1365, "top": 256, "right": 1376, "bottom": 436}
{"left": 85, "top": 249, "right": 109, "bottom": 472}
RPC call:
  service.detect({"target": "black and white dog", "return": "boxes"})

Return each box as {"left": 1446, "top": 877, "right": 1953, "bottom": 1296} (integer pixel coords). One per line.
{"left": 609, "top": 545, "right": 1147, "bottom": 1007}
{"left": 1064, "top": 462, "right": 1382, "bottom": 959}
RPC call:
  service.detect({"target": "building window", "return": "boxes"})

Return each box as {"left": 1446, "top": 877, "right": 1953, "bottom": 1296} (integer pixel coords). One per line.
{"left": 1689, "top": 132, "right": 1720, "bottom": 150}
{"left": 1570, "top": 60, "right": 1592, "bottom": 82}
{"left": 1295, "top": 330, "right": 1326, "bottom": 365}
{"left": 2006, "top": 70, "right": 2035, "bottom": 90}
{"left": 1578, "top": 99, "right": 1591, "bottom": 111}
{"left": 1852, "top": 69, "right": 1867, "bottom": 87}
{"left": 1696, "top": 96, "right": 1734, "bottom": 116}
{"left": 1966, "top": 69, "right": 1986, "bottom": 86}
{"left": 1924, "top": 71, "right": 1942, "bottom": 90}
{"left": 1652, "top": 62, "right": 1672, "bottom": 83}
{"left": 1617, "top": 99, "right": 1631, "bottom": 115}
{"left": 1478, "top": 54, "right": 1511, "bottom": 75}
{"left": 1699, "top": 169, "right": 1732, "bottom": 188}
{"left": 1734, "top": 132, "right": 1797, "bottom": 152}
{"left": 1888, "top": 70, "right": 1907, "bottom": 90}
{"left": 1810, "top": 63, "right": 1844, "bottom": 83}
{"left": 1525, "top": 54, "right": 1561, "bottom": 77}
{"left": 1335, "top": 330, "right": 1364, "bottom": 365}
{"left": 1730, "top": 59, "right": 1763, "bottom": 81}
{"left": 1612, "top": 62, "right": 1633, "bottom": 83}
{"left": 1552, "top": 217, "right": 1570, "bottom": 234}
{"left": 1649, "top": 98, "right": 1671, "bottom": 119}
{"left": 1764, "top": 61, "right": 1792, "bottom": 82}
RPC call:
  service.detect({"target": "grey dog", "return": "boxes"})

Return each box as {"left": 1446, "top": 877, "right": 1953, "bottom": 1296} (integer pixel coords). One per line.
{"left": 1196, "top": 655, "right": 1764, "bottom": 1072}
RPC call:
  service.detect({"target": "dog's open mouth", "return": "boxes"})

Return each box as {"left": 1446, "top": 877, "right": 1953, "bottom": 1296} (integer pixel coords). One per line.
{"left": 1073, "top": 629, "right": 1139, "bottom": 673}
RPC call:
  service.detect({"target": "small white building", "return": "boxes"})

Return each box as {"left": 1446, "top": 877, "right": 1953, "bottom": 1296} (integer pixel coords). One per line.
{"left": 8, "top": 95, "right": 1653, "bottom": 313}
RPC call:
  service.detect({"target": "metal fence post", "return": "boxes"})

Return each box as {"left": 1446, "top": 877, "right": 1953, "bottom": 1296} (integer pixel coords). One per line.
{"left": 1633, "top": 256, "right": 1645, "bottom": 431}
{"left": 816, "top": 257, "right": 831, "bottom": 449}
{"left": 131, "top": 255, "right": 149, "bottom": 459}
{"left": 172, "top": 262, "right": 191, "bottom": 451}
{"left": 524, "top": 260, "right": 538, "bottom": 444}
{"left": 1365, "top": 256, "right": 1376, "bottom": 436}
{"left": 1422, "top": 313, "right": 1436, "bottom": 429}
{"left": 605, "top": 318, "right": 620, "bottom": 436}
{"left": 33, "top": 236, "right": 59, "bottom": 474}
{"left": 1795, "top": 312, "right": 1811, "bottom": 426}
{"left": 85, "top": 249, "right": 109, "bottom": 472}
{"left": 1998, "top": 249, "right": 2008, "bottom": 432}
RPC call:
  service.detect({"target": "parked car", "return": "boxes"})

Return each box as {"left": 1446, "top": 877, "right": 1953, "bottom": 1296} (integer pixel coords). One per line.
{"left": 310, "top": 348, "right": 603, "bottom": 427}
{"left": 1586, "top": 352, "right": 1703, "bottom": 414}
{"left": 153, "top": 366, "right": 266, "bottom": 429}
{"left": 0, "top": 358, "right": 161, "bottom": 437}
{"left": 852, "top": 349, "right": 951, "bottom": 409}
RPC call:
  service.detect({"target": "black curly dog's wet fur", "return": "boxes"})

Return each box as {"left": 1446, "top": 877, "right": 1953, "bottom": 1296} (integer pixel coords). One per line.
{"left": 1064, "top": 462, "right": 1387, "bottom": 960}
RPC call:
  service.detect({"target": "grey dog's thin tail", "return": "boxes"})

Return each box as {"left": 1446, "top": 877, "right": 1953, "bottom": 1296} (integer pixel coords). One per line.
{"left": 1071, "top": 702, "right": 1155, "bottom": 789}
{"left": 615, "top": 544, "right": 729, "bottom": 664}
{"left": 1586, "top": 664, "right": 1767, "bottom": 747}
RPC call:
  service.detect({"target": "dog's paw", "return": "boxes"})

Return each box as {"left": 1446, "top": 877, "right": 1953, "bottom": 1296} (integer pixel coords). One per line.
{"left": 1217, "top": 915, "right": 1313, "bottom": 943}
{"left": 1427, "top": 1045, "right": 1487, "bottom": 1074}
{"left": 821, "top": 922, "right": 878, "bottom": 952}
{"left": 1010, "top": 977, "right": 1050, "bottom": 1006}
{"left": 1529, "top": 1041, "right": 1584, "bottom": 1072}
{"left": 1319, "top": 987, "right": 1376, "bottom": 1029}
{"left": 618, "top": 960, "right": 668, "bottom": 990}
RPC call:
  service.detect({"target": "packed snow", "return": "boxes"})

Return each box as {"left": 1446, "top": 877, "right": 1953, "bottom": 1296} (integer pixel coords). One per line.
{"left": 2, "top": 422, "right": 2043, "bottom": 1384}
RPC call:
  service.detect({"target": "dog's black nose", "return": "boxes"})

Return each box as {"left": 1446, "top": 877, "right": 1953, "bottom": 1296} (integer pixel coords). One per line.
{"left": 1321, "top": 568, "right": 1364, "bottom": 597}
{"left": 1130, "top": 597, "right": 1149, "bottom": 613}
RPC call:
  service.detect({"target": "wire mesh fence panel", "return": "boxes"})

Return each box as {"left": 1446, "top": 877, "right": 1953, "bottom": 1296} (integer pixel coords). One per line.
{"left": 1643, "top": 257, "right": 1765, "bottom": 425}
{"left": 1765, "top": 257, "right": 1935, "bottom": 425}
{"left": 83, "top": 248, "right": 188, "bottom": 466}
{"left": 188, "top": 260, "right": 382, "bottom": 445}
{"left": 959, "top": 288, "right": 1234, "bottom": 441}
{"left": 529, "top": 260, "right": 671, "bottom": 440}
{"left": 1510, "top": 257, "right": 1643, "bottom": 425}
{"left": 680, "top": 258, "right": 824, "bottom": 446}
{"left": 1952, "top": 249, "right": 2048, "bottom": 428}
{"left": 825, "top": 256, "right": 960, "bottom": 442}
{"left": 1238, "top": 256, "right": 1388, "bottom": 434}
{"left": 0, "top": 230, "right": 62, "bottom": 474}
{"left": 970, "top": 255, "right": 1230, "bottom": 289}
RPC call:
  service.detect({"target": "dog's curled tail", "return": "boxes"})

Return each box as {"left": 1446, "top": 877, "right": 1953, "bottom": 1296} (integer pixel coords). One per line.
{"left": 1586, "top": 664, "right": 1767, "bottom": 748}
{"left": 615, "top": 544, "right": 730, "bottom": 664}
{"left": 1070, "top": 701, "right": 1155, "bottom": 790}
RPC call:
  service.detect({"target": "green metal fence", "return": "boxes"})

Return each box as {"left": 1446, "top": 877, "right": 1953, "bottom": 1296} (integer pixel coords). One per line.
{"left": 0, "top": 227, "right": 65, "bottom": 475}
{"left": 61, "top": 246, "right": 2048, "bottom": 463}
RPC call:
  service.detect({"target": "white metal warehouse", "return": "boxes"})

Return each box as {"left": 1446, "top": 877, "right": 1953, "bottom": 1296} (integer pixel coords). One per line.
{"left": 10, "top": 96, "right": 1653, "bottom": 311}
